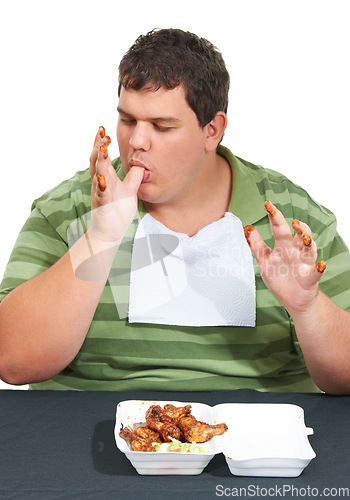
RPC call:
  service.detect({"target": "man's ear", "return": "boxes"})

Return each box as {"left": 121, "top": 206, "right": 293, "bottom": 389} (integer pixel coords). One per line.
{"left": 204, "top": 111, "right": 228, "bottom": 152}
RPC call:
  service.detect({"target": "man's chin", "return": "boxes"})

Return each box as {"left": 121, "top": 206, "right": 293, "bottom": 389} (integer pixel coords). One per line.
{"left": 136, "top": 185, "right": 157, "bottom": 203}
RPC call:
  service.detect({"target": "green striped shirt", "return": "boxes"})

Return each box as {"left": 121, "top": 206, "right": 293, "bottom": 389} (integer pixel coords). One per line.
{"left": 1, "top": 146, "right": 349, "bottom": 392}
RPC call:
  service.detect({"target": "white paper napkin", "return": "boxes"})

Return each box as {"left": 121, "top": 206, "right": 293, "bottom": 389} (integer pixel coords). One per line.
{"left": 128, "top": 212, "right": 256, "bottom": 326}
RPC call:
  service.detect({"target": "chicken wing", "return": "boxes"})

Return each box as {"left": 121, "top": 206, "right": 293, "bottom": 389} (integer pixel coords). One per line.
{"left": 178, "top": 415, "right": 228, "bottom": 443}
{"left": 146, "top": 418, "right": 182, "bottom": 442}
{"left": 119, "top": 426, "right": 156, "bottom": 452}
{"left": 162, "top": 404, "right": 192, "bottom": 424}
{"left": 134, "top": 426, "right": 162, "bottom": 443}
{"left": 145, "top": 404, "right": 183, "bottom": 441}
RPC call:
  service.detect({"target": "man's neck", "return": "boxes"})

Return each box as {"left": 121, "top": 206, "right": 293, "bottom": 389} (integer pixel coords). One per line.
{"left": 143, "top": 153, "right": 232, "bottom": 236}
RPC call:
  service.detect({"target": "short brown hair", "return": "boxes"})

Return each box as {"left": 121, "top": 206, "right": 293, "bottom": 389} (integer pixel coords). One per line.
{"left": 118, "top": 28, "right": 230, "bottom": 127}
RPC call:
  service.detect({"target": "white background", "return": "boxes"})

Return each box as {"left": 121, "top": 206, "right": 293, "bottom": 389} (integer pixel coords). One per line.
{"left": 0, "top": 0, "right": 349, "bottom": 388}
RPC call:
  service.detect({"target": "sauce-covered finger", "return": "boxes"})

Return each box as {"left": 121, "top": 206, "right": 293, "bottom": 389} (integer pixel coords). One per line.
{"left": 90, "top": 126, "right": 108, "bottom": 177}
{"left": 97, "top": 174, "right": 107, "bottom": 192}
{"left": 100, "top": 145, "right": 108, "bottom": 159}
{"left": 292, "top": 219, "right": 303, "bottom": 235}
{"left": 264, "top": 200, "right": 276, "bottom": 217}
{"left": 244, "top": 225, "right": 255, "bottom": 246}
{"left": 303, "top": 234, "right": 312, "bottom": 247}
{"left": 316, "top": 260, "right": 326, "bottom": 273}
{"left": 263, "top": 201, "right": 292, "bottom": 241}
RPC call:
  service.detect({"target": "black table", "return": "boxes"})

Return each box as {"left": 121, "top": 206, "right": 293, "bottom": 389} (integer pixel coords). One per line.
{"left": 0, "top": 389, "right": 349, "bottom": 499}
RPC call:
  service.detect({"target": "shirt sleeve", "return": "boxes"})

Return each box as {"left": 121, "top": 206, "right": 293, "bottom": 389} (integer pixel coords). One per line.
{"left": 0, "top": 207, "right": 68, "bottom": 302}
{"left": 317, "top": 224, "right": 350, "bottom": 312}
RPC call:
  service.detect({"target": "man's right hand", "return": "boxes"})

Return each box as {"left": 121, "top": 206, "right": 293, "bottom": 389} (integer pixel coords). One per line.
{"left": 88, "top": 126, "right": 144, "bottom": 246}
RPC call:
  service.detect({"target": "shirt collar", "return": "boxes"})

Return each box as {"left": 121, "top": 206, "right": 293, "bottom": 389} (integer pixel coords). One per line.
{"left": 218, "top": 145, "right": 267, "bottom": 226}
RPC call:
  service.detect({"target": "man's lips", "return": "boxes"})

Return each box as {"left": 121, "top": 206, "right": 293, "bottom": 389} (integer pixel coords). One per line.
{"left": 130, "top": 159, "right": 150, "bottom": 183}
{"left": 130, "top": 159, "right": 147, "bottom": 168}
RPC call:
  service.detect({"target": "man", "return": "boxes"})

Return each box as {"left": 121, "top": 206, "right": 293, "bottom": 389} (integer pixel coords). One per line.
{"left": 0, "top": 29, "right": 349, "bottom": 393}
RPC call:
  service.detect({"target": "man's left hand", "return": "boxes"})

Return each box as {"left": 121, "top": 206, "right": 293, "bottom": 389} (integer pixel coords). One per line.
{"left": 244, "top": 201, "right": 326, "bottom": 315}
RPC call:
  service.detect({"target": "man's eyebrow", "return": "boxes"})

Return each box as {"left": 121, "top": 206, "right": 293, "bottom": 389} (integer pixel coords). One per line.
{"left": 117, "top": 106, "right": 180, "bottom": 123}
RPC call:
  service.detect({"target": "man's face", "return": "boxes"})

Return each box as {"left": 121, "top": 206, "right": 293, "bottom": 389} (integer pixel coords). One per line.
{"left": 117, "top": 85, "right": 208, "bottom": 206}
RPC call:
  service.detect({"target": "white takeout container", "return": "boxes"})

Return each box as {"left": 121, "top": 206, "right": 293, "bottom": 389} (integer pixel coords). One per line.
{"left": 114, "top": 400, "right": 316, "bottom": 476}
{"left": 217, "top": 403, "right": 316, "bottom": 477}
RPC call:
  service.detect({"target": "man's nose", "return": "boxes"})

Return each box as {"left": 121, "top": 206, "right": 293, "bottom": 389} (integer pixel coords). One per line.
{"left": 129, "top": 122, "right": 151, "bottom": 151}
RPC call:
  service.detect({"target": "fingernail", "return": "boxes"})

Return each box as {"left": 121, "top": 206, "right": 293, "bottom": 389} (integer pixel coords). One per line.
{"left": 303, "top": 234, "right": 312, "bottom": 247}
{"left": 99, "top": 126, "right": 106, "bottom": 138}
{"left": 244, "top": 225, "right": 255, "bottom": 245}
{"left": 104, "top": 135, "right": 111, "bottom": 147}
{"left": 97, "top": 174, "right": 106, "bottom": 192}
{"left": 264, "top": 201, "right": 275, "bottom": 216}
{"left": 99, "top": 145, "right": 108, "bottom": 159}
{"left": 316, "top": 260, "right": 326, "bottom": 273}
